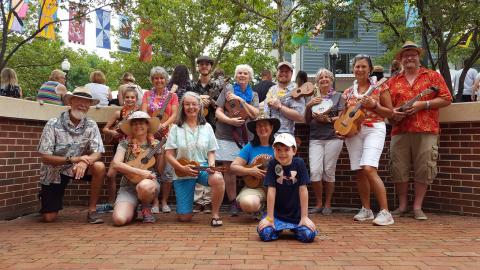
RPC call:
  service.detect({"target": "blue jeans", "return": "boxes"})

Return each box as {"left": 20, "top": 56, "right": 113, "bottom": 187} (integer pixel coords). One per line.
{"left": 257, "top": 217, "right": 317, "bottom": 243}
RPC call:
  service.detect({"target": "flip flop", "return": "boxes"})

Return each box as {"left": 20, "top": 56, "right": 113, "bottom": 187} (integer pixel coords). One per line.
{"left": 210, "top": 217, "right": 223, "bottom": 227}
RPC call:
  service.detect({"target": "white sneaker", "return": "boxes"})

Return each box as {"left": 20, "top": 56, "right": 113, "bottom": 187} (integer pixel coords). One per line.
{"left": 372, "top": 209, "right": 394, "bottom": 226}
{"left": 353, "top": 207, "right": 374, "bottom": 221}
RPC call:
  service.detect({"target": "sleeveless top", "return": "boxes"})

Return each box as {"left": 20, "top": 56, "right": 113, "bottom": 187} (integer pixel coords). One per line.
{"left": 0, "top": 85, "right": 20, "bottom": 98}
{"left": 37, "top": 81, "right": 63, "bottom": 105}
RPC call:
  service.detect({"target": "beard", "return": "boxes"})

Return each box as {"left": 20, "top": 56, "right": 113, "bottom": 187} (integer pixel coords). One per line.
{"left": 70, "top": 109, "right": 87, "bottom": 120}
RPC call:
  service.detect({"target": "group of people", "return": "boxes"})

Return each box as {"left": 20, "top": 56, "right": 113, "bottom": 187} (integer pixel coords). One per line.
{"left": 35, "top": 41, "right": 452, "bottom": 243}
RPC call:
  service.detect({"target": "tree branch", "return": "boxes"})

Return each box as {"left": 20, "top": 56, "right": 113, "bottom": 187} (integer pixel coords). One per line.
{"left": 229, "top": 0, "right": 275, "bottom": 23}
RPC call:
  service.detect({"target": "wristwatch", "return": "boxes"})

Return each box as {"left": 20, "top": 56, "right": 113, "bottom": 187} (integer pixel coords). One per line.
{"left": 65, "top": 156, "right": 73, "bottom": 165}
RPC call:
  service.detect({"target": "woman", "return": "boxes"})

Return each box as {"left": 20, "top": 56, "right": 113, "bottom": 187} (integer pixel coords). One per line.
{"left": 111, "top": 111, "right": 161, "bottom": 225}
{"left": 36, "top": 69, "right": 68, "bottom": 105}
{"left": 167, "top": 65, "right": 194, "bottom": 100}
{"left": 118, "top": 72, "right": 144, "bottom": 107}
{"left": 295, "top": 70, "right": 308, "bottom": 88}
{"left": 304, "top": 69, "right": 345, "bottom": 216}
{"left": 341, "top": 54, "right": 394, "bottom": 226}
{"left": 0, "top": 68, "right": 22, "bottom": 98}
{"left": 141, "top": 66, "right": 179, "bottom": 213}
{"left": 215, "top": 64, "right": 260, "bottom": 216}
{"left": 85, "top": 70, "right": 112, "bottom": 106}
{"left": 103, "top": 87, "right": 140, "bottom": 210}
{"left": 230, "top": 114, "right": 280, "bottom": 219}
{"left": 165, "top": 91, "right": 225, "bottom": 226}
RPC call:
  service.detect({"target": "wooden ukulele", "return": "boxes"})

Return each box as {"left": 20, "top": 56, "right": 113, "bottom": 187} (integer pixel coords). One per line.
{"left": 175, "top": 158, "right": 228, "bottom": 177}
{"left": 334, "top": 78, "right": 388, "bottom": 137}
{"left": 243, "top": 156, "right": 271, "bottom": 188}
{"left": 291, "top": 82, "right": 314, "bottom": 99}
{"left": 124, "top": 138, "right": 166, "bottom": 184}
{"left": 151, "top": 85, "right": 178, "bottom": 138}
{"left": 225, "top": 93, "right": 249, "bottom": 120}
{"left": 397, "top": 86, "right": 439, "bottom": 112}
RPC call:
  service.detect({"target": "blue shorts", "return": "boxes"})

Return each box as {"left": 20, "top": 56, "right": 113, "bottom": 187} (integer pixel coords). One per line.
{"left": 173, "top": 171, "right": 209, "bottom": 214}
{"left": 257, "top": 216, "right": 317, "bottom": 243}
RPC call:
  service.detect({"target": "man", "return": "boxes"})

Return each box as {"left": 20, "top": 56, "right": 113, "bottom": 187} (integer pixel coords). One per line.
{"left": 388, "top": 41, "right": 452, "bottom": 220}
{"left": 264, "top": 62, "right": 305, "bottom": 135}
{"left": 38, "top": 87, "right": 106, "bottom": 224}
{"left": 253, "top": 69, "right": 275, "bottom": 103}
{"left": 452, "top": 60, "right": 478, "bottom": 102}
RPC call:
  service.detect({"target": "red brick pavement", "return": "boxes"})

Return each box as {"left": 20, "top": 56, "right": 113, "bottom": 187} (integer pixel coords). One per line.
{"left": 0, "top": 207, "right": 479, "bottom": 270}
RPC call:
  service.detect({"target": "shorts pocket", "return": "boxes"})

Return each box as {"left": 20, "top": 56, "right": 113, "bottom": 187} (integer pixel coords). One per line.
{"left": 426, "top": 160, "right": 438, "bottom": 181}
{"left": 431, "top": 144, "right": 439, "bottom": 161}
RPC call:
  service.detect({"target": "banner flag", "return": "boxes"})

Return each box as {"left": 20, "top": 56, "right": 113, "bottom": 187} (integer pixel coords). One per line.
{"left": 68, "top": 2, "right": 85, "bottom": 44}
{"left": 118, "top": 15, "right": 132, "bottom": 52}
{"left": 7, "top": 0, "right": 29, "bottom": 33}
{"left": 96, "top": 9, "right": 111, "bottom": 49}
{"left": 139, "top": 21, "right": 152, "bottom": 62}
{"left": 38, "top": 0, "right": 58, "bottom": 39}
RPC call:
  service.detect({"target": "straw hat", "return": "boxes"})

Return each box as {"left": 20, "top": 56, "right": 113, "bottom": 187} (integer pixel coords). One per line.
{"left": 63, "top": 86, "right": 100, "bottom": 106}
{"left": 395, "top": 41, "right": 425, "bottom": 60}
{"left": 119, "top": 111, "right": 160, "bottom": 137}
{"left": 247, "top": 113, "right": 281, "bottom": 135}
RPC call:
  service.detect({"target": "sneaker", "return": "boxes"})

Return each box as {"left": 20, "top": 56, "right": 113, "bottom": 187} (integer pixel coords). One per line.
{"left": 162, "top": 205, "right": 171, "bottom": 213}
{"left": 193, "top": 204, "right": 203, "bottom": 213}
{"left": 229, "top": 201, "right": 240, "bottom": 217}
{"left": 203, "top": 204, "right": 212, "bottom": 214}
{"left": 322, "top": 208, "right": 332, "bottom": 216}
{"left": 413, "top": 209, "right": 428, "bottom": 220}
{"left": 141, "top": 208, "right": 156, "bottom": 223}
{"left": 308, "top": 207, "right": 323, "bottom": 214}
{"left": 372, "top": 209, "right": 394, "bottom": 226}
{"left": 87, "top": 211, "right": 104, "bottom": 224}
{"left": 353, "top": 207, "right": 374, "bottom": 221}
{"left": 96, "top": 203, "right": 114, "bottom": 213}
{"left": 151, "top": 206, "right": 160, "bottom": 214}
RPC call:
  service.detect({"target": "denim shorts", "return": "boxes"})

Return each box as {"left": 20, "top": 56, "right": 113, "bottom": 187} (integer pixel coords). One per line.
{"left": 173, "top": 171, "right": 209, "bottom": 214}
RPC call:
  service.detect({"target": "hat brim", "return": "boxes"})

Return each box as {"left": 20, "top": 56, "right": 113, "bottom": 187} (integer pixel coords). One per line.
{"left": 247, "top": 118, "right": 280, "bottom": 135}
{"left": 277, "top": 64, "right": 293, "bottom": 71}
{"left": 63, "top": 93, "right": 100, "bottom": 106}
{"left": 196, "top": 59, "right": 214, "bottom": 65}
{"left": 395, "top": 47, "right": 425, "bottom": 60}
{"left": 119, "top": 117, "right": 161, "bottom": 137}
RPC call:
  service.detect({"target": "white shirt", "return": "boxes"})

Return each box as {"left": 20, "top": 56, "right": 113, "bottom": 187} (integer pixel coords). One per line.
{"left": 85, "top": 83, "right": 110, "bottom": 106}
{"left": 453, "top": 68, "right": 478, "bottom": 95}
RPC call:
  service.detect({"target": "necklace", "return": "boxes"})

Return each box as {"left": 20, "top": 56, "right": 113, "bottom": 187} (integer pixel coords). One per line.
{"left": 120, "top": 104, "right": 138, "bottom": 120}
{"left": 352, "top": 77, "right": 377, "bottom": 99}
{"left": 148, "top": 87, "right": 169, "bottom": 112}
{"left": 316, "top": 87, "right": 335, "bottom": 100}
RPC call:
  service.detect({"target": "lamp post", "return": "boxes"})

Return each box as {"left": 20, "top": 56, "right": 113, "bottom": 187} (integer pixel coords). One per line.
{"left": 329, "top": 43, "right": 339, "bottom": 89}
{"left": 61, "top": 58, "right": 71, "bottom": 88}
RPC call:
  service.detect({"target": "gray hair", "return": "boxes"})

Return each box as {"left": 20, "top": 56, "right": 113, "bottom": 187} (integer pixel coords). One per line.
{"left": 176, "top": 91, "right": 207, "bottom": 126}
{"left": 150, "top": 66, "right": 169, "bottom": 82}
{"left": 235, "top": 64, "right": 254, "bottom": 82}
{"left": 314, "top": 68, "right": 334, "bottom": 83}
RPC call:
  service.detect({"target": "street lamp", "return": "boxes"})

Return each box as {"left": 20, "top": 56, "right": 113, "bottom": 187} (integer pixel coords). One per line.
{"left": 329, "top": 43, "right": 339, "bottom": 89}
{"left": 61, "top": 58, "right": 71, "bottom": 88}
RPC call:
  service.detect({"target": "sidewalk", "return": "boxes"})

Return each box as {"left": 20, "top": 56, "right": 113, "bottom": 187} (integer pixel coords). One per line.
{"left": 0, "top": 206, "right": 479, "bottom": 270}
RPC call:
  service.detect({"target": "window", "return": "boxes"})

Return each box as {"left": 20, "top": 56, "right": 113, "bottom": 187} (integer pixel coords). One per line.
{"left": 324, "top": 17, "right": 358, "bottom": 40}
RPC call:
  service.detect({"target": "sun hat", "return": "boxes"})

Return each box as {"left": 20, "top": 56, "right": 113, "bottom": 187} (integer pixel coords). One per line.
{"left": 395, "top": 41, "right": 425, "bottom": 60}
{"left": 247, "top": 113, "right": 281, "bottom": 135}
{"left": 63, "top": 86, "right": 100, "bottom": 106}
{"left": 273, "top": 133, "right": 297, "bottom": 148}
{"left": 119, "top": 111, "right": 160, "bottom": 136}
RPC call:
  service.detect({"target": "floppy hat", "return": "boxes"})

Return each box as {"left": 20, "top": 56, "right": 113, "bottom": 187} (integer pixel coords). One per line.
{"left": 119, "top": 111, "right": 160, "bottom": 137}
{"left": 196, "top": 55, "right": 214, "bottom": 65}
{"left": 273, "top": 133, "right": 297, "bottom": 148}
{"left": 395, "top": 41, "right": 425, "bottom": 60}
{"left": 247, "top": 113, "right": 281, "bottom": 134}
{"left": 63, "top": 86, "right": 100, "bottom": 106}
{"left": 277, "top": 61, "right": 294, "bottom": 71}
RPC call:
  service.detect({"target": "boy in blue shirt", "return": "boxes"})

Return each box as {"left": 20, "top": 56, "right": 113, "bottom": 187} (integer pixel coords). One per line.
{"left": 257, "top": 133, "right": 317, "bottom": 242}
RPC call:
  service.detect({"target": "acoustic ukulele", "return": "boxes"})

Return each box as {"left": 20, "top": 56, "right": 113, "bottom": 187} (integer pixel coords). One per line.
{"left": 152, "top": 85, "right": 178, "bottom": 138}
{"left": 124, "top": 138, "right": 166, "bottom": 184}
{"left": 334, "top": 78, "right": 388, "bottom": 137}
{"left": 291, "top": 82, "right": 315, "bottom": 99}
{"left": 175, "top": 158, "right": 228, "bottom": 177}
{"left": 224, "top": 92, "right": 249, "bottom": 120}
{"left": 243, "top": 156, "right": 271, "bottom": 188}
{"left": 397, "top": 86, "right": 439, "bottom": 112}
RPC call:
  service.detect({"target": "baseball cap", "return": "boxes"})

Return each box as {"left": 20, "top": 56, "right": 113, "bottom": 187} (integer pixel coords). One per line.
{"left": 196, "top": 55, "right": 214, "bottom": 65}
{"left": 277, "top": 61, "right": 294, "bottom": 71}
{"left": 273, "top": 133, "right": 297, "bottom": 148}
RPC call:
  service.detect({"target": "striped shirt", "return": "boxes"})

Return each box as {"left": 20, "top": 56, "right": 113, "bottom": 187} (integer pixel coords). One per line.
{"left": 37, "top": 81, "right": 63, "bottom": 105}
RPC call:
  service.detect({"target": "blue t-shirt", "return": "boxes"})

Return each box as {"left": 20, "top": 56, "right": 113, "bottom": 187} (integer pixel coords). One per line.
{"left": 264, "top": 157, "right": 310, "bottom": 224}
{"left": 238, "top": 143, "right": 274, "bottom": 164}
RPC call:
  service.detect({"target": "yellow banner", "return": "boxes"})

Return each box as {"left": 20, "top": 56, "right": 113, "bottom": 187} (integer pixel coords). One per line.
{"left": 38, "top": 0, "right": 58, "bottom": 39}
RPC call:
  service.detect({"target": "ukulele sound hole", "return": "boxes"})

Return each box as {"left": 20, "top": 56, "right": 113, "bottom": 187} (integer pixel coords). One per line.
{"left": 141, "top": 157, "right": 149, "bottom": 164}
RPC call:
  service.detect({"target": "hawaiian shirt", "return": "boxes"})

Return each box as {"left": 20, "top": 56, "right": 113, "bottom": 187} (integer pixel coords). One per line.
{"left": 342, "top": 83, "right": 388, "bottom": 127}
{"left": 264, "top": 82, "right": 306, "bottom": 135}
{"left": 388, "top": 67, "right": 452, "bottom": 136}
{"left": 37, "top": 111, "right": 105, "bottom": 185}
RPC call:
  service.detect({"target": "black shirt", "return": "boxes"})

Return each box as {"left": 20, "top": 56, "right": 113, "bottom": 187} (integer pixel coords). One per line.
{"left": 253, "top": 80, "right": 275, "bottom": 103}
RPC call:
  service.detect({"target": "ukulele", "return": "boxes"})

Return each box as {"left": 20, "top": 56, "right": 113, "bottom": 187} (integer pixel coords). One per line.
{"left": 124, "top": 138, "right": 166, "bottom": 184}
{"left": 151, "top": 85, "right": 178, "bottom": 138}
{"left": 224, "top": 93, "right": 249, "bottom": 120}
{"left": 397, "top": 86, "right": 439, "bottom": 112}
{"left": 243, "top": 156, "right": 271, "bottom": 188}
{"left": 334, "top": 78, "right": 388, "bottom": 137}
{"left": 175, "top": 158, "right": 228, "bottom": 177}
{"left": 291, "top": 82, "right": 315, "bottom": 99}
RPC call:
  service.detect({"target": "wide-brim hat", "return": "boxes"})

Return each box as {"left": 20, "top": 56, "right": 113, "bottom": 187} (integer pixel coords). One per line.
{"left": 395, "top": 41, "right": 425, "bottom": 60}
{"left": 119, "top": 111, "right": 160, "bottom": 137}
{"left": 247, "top": 114, "right": 281, "bottom": 135}
{"left": 63, "top": 86, "right": 100, "bottom": 106}
{"left": 196, "top": 55, "right": 214, "bottom": 65}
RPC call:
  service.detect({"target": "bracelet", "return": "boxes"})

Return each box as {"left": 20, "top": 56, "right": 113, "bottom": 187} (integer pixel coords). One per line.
{"left": 265, "top": 216, "right": 274, "bottom": 222}
{"left": 425, "top": 101, "right": 431, "bottom": 110}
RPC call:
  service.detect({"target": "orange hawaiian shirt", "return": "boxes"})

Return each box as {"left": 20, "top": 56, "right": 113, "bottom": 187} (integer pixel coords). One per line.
{"left": 342, "top": 83, "right": 388, "bottom": 127}
{"left": 388, "top": 67, "right": 452, "bottom": 136}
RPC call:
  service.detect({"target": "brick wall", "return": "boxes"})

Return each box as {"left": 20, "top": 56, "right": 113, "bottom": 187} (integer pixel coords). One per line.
{"left": 1, "top": 116, "right": 479, "bottom": 219}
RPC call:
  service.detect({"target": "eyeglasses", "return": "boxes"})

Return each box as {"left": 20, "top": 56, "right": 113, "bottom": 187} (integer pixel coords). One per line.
{"left": 354, "top": 54, "right": 371, "bottom": 59}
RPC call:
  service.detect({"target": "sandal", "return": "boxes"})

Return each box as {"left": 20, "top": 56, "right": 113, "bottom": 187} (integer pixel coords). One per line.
{"left": 210, "top": 217, "right": 223, "bottom": 227}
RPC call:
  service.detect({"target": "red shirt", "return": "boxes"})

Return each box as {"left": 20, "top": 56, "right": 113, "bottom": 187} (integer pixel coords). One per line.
{"left": 142, "top": 89, "right": 179, "bottom": 139}
{"left": 388, "top": 67, "right": 452, "bottom": 136}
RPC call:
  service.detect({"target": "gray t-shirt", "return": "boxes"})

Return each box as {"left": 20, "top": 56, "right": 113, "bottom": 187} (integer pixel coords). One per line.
{"left": 215, "top": 84, "right": 259, "bottom": 141}
{"left": 307, "top": 92, "right": 345, "bottom": 140}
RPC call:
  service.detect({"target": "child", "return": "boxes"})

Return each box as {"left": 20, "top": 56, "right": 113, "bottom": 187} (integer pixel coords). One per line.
{"left": 257, "top": 133, "right": 317, "bottom": 243}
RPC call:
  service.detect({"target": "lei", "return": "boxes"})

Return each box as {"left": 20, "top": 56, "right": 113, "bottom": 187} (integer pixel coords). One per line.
{"left": 120, "top": 104, "right": 138, "bottom": 120}
{"left": 351, "top": 76, "right": 377, "bottom": 99}
{"left": 148, "top": 87, "right": 169, "bottom": 112}
{"left": 315, "top": 87, "right": 335, "bottom": 100}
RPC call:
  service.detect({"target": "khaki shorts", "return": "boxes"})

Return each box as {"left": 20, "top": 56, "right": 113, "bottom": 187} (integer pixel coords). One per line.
{"left": 389, "top": 133, "right": 439, "bottom": 184}
{"left": 236, "top": 187, "right": 266, "bottom": 203}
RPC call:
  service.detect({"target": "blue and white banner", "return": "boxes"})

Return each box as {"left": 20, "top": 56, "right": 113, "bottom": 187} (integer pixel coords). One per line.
{"left": 404, "top": 0, "right": 418, "bottom": 28}
{"left": 118, "top": 15, "right": 132, "bottom": 52}
{"left": 96, "top": 9, "right": 111, "bottom": 49}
